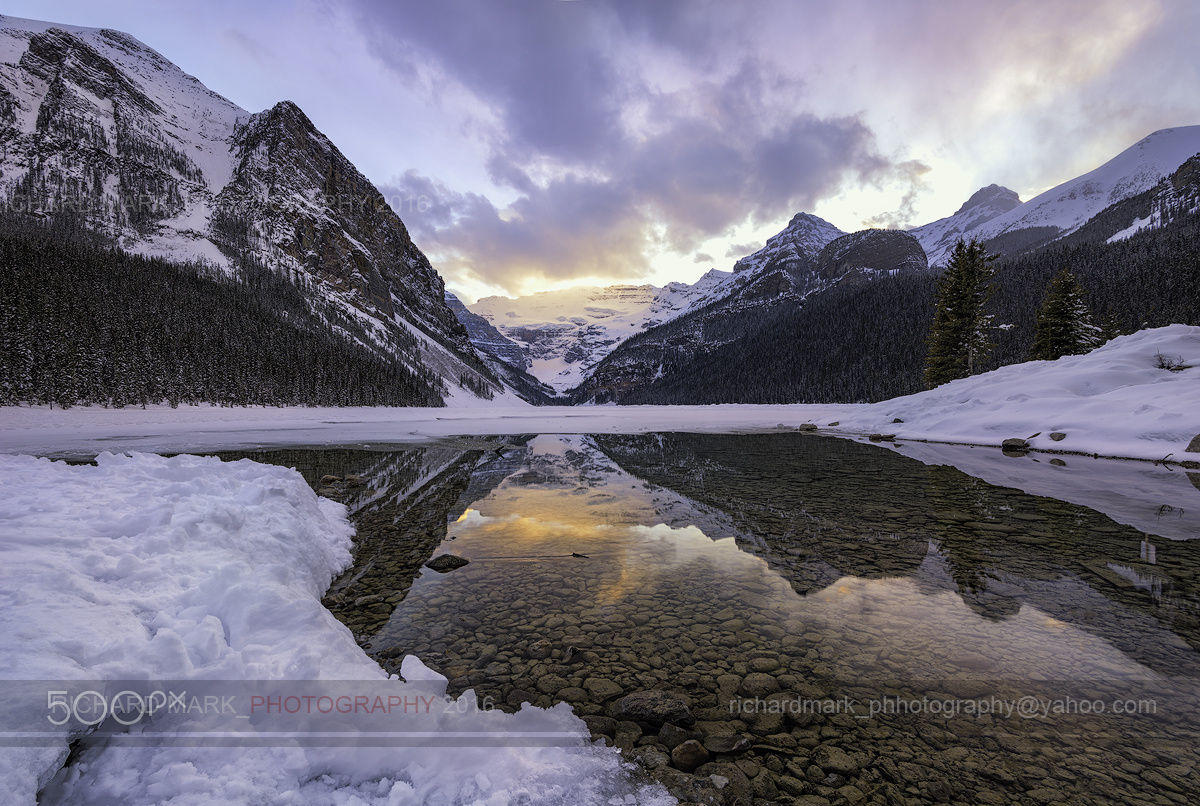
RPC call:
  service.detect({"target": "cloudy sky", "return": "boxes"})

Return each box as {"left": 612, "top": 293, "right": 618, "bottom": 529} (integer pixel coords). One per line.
{"left": 13, "top": 0, "right": 1200, "bottom": 300}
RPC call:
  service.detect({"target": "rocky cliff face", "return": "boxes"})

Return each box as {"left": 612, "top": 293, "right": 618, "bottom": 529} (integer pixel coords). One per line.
{"left": 0, "top": 14, "right": 500, "bottom": 401}
{"left": 816, "top": 229, "right": 929, "bottom": 280}
{"left": 444, "top": 293, "right": 554, "bottom": 403}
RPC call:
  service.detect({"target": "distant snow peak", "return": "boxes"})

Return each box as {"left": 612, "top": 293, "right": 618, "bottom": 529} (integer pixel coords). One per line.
{"left": 467, "top": 272, "right": 740, "bottom": 391}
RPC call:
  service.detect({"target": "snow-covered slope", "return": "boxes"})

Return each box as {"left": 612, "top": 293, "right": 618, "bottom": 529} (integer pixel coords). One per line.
{"left": 0, "top": 14, "right": 504, "bottom": 403}
{"left": 909, "top": 184, "right": 1022, "bottom": 266}
{"left": 914, "top": 127, "right": 1200, "bottom": 265}
{"left": 825, "top": 324, "right": 1200, "bottom": 461}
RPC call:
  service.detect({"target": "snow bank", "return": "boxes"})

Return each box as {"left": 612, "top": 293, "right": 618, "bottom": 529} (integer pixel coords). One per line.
{"left": 835, "top": 324, "right": 1200, "bottom": 462}
{"left": 0, "top": 453, "right": 668, "bottom": 805}
{"left": 1, "top": 326, "right": 1198, "bottom": 464}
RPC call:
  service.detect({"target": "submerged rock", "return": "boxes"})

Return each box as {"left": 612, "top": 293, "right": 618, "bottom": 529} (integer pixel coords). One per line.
{"left": 584, "top": 677, "right": 623, "bottom": 701}
{"left": 670, "top": 739, "right": 709, "bottom": 771}
{"left": 424, "top": 554, "right": 469, "bottom": 573}
{"left": 704, "top": 733, "right": 752, "bottom": 754}
{"left": 612, "top": 690, "right": 695, "bottom": 726}
{"left": 814, "top": 743, "right": 859, "bottom": 774}
{"left": 739, "top": 672, "right": 780, "bottom": 696}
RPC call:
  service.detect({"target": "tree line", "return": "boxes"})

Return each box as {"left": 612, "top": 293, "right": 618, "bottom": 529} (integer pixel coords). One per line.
{"left": 0, "top": 217, "right": 444, "bottom": 408}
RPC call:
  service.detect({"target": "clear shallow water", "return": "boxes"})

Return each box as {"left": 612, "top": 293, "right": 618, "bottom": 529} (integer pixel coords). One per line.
{"left": 231, "top": 433, "right": 1200, "bottom": 805}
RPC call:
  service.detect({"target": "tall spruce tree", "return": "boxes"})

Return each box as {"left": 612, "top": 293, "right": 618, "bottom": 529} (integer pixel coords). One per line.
{"left": 924, "top": 239, "right": 996, "bottom": 387}
{"left": 1031, "top": 269, "right": 1103, "bottom": 360}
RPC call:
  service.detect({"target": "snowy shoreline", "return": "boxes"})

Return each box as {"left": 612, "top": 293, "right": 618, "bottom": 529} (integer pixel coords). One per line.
{"left": 2, "top": 326, "right": 1198, "bottom": 466}
{"left": 0, "top": 453, "right": 670, "bottom": 804}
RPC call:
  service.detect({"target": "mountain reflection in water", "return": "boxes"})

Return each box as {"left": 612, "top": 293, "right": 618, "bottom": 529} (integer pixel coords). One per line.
{"left": 230, "top": 433, "right": 1200, "bottom": 805}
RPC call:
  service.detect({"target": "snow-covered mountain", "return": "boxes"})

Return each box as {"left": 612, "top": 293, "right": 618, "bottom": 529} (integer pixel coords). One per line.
{"left": 913, "top": 126, "right": 1200, "bottom": 265}
{"left": 466, "top": 271, "right": 737, "bottom": 392}
{"left": 908, "top": 184, "right": 1022, "bottom": 267}
{"left": 443, "top": 292, "right": 554, "bottom": 403}
{"left": 572, "top": 228, "right": 929, "bottom": 403}
{"left": 0, "top": 14, "right": 505, "bottom": 403}
{"left": 465, "top": 213, "right": 844, "bottom": 393}
{"left": 732, "top": 212, "right": 845, "bottom": 274}
{"left": 465, "top": 125, "right": 1200, "bottom": 400}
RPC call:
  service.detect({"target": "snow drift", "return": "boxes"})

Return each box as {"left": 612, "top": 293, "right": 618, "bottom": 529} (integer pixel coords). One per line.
{"left": 834, "top": 324, "right": 1200, "bottom": 461}
{"left": 0, "top": 453, "right": 668, "bottom": 805}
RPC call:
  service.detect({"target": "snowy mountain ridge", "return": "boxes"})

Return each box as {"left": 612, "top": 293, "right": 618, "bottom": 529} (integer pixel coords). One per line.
{"left": 0, "top": 13, "right": 507, "bottom": 403}
{"left": 908, "top": 183, "right": 1022, "bottom": 267}
{"left": 913, "top": 126, "right": 1200, "bottom": 265}
{"left": 732, "top": 212, "right": 846, "bottom": 274}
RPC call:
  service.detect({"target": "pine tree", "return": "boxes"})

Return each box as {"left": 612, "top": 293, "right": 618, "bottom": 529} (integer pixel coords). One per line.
{"left": 1031, "top": 269, "right": 1103, "bottom": 360}
{"left": 924, "top": 239, "right": 996, "bottom": 387}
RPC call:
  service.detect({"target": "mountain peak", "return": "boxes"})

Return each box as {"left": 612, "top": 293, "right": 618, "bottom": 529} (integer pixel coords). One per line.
{"left": 733, "top": 212, "right": 845, "bottom": 274}
{"left": 955, "top": 184, "right": 1021, "bottom": 216}
{"left": 786, "top": 211, "right": 839, "bottom": 230}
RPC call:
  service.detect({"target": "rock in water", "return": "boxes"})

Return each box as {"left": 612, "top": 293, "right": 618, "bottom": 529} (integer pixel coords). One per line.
{"left": 670, "top": 739, "right": 709, "bottom": 772}
{"left": 425, "top": 554, "right": 469, "bottom": 573}
{"left": 814, "top": 744, "right": 859, "bottom": 775}
{"left": 1001, "top": 438, "right": 1031, "bottom": 453}
{"left": 611, "top": 690, "right": 695, "bottom": 726}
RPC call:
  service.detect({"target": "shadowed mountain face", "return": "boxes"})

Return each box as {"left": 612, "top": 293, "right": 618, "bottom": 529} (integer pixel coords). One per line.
{"left": 444, "top": 292, "right": 555, "bottom": 403}
{"left": 571, "top": 228, "right": 931, "bottom": 404}
{"left": 592, "top": 432, "right": 1200, "bottom": 674}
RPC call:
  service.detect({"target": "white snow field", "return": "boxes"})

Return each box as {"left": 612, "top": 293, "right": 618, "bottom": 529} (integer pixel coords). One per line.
{"left": 0, "top": 453, "right": 670, "bottom": 805}
{"left": 2, "top": 325, "right": 1198, "bottom": 464}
